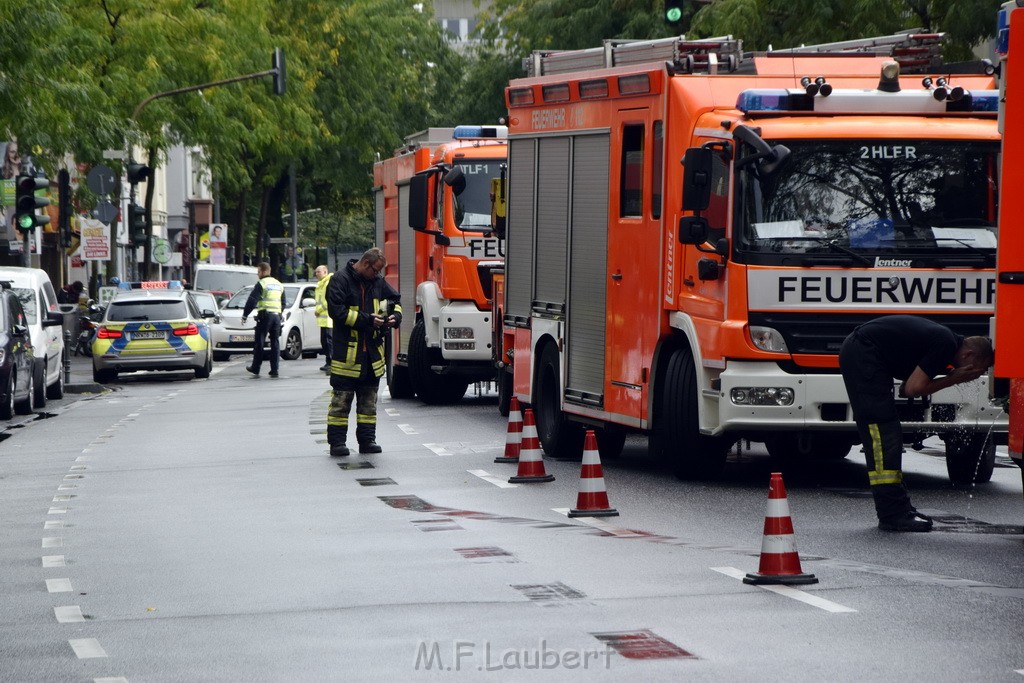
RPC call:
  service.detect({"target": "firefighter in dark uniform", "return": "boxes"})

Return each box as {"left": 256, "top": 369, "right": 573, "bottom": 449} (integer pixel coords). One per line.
{"left": 839, "top": 315, "right": 993, "bottom": 531}
{"left": 242, "top": 262, "right": 284, "bottom": 377}
{"left": 326, "top": 247, "right": 402, "bottom": 456}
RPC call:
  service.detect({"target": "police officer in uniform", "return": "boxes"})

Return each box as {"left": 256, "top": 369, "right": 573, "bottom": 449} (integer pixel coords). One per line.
{"left": 313, "top": 264, "right": 333, "bottom": 373}
{"left": 326, "top": 247, "right": 402, "bottom": 456}
{"left": 839, "top": 315, "right": 993, "bottom": 531}
{"left": 242, "top": 262, "right": 284, "bottom": 377}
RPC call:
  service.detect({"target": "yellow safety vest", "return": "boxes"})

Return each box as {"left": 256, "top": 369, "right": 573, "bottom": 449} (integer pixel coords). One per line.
{"left": 256, "top": 276, "right": 283, "bottom": 313}
{"left": 315, "top": 274, "right": 333, "bottom": 328}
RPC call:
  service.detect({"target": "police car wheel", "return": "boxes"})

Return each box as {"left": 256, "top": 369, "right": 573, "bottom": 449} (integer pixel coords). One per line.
{"left": 0, "top": 373, "right": 14, "bottom": 419}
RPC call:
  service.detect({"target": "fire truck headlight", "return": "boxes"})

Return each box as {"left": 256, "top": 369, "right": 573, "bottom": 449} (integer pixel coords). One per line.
{"left": 730, "top": 387, "right": 795, "bottom": 406}
{"left": 444, "top": 327, "right": 474, "bottom": 340}
{"left": 749, "top": 326, "right": 789, "bottom": 353}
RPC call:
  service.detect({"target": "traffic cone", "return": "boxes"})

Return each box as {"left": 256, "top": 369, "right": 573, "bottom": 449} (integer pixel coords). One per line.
{"left": 494, "top": 396, "right": 522, "bottom": 464}
{"left": 509, "top": 408, "right": 555, "bottom": 483}
{"left": 568, "top": 430, "right": 618, "bottom": 517}
{"left": 743, "top": 472, "right": 818, "bottom": 585}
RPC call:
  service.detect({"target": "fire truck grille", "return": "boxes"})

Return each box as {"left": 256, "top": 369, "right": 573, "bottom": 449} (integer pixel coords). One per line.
{"left": 747, "top": 312, "right": 991, "bottom": 356}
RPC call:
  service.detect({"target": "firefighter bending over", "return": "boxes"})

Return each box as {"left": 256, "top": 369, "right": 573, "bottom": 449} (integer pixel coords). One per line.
{"left": 325, "top": 247, "right": 402, "bottom": 456}
{"left": 839, "top": 315, "right": 993, "bottom": 532}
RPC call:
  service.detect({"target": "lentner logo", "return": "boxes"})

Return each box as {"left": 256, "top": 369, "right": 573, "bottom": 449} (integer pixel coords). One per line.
{"left": 875, "top": 257, "right": 913, "bottom": 268}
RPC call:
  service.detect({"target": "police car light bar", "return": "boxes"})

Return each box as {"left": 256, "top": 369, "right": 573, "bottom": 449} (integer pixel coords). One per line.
{"left": 736, "top": 88, "right": 998, "bottom": 114}
{"left": 453, "top": 125, "right": 508, "bottom": 140}
{"left": 117, "top": 280, "right": 184, "bottom": 290}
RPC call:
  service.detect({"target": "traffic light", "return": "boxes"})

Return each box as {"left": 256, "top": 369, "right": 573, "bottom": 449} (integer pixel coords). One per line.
{"left": 127, "top": 162, "right": 152, "bottom": 185}
{"left": 129, "top": 202, "right": 147, "bottom": 243}
{"left": 664, "top": 0, "right": 684, "bottom": 26}
{"left": 14, "top": 174, "right": 51, "bottom": 233}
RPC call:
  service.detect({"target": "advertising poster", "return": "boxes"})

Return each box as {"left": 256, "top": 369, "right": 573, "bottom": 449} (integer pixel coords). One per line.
{"left": 80, "top": 217, "right": 111, "bottom": 261}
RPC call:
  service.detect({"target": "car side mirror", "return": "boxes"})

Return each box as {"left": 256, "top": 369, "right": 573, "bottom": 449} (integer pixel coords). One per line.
{"left": 43, "top": 310, "right": 64, "bottom": 327}
{"left": 13, "top": 324, "right": 28, "bottom": 337}
{"left": 301, "top": 297, "right": 316, "bottom": 308}
{"left": 201, "top": 309, "right": 216, "bottom": 318}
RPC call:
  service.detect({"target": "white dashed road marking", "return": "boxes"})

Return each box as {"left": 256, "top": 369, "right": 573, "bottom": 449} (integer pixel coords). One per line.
{"left": 55, "top": 605, "right": 86, "bottom": 623}
{"left": 467, "top": 469, "right": 519, "bottom": 489}
{"left": 397, "top": 423, "right": 418, "bottom": 434}
{"left": 424, "top": 443, "right": 454, "bottom": 456}
{"left": 69, "top": 638, "right": 107, "bottom": 658}
{"left": 712, "top": 566, "right": 857, "bottom": 613}
{"left": 46, "top": 578, "right": 73, "bottom": 593}
{"left": 42, "top": 555, "right": 66, "bottom": 568}
{"left": 42, "top": 537, "right": 62, "bottom": 548}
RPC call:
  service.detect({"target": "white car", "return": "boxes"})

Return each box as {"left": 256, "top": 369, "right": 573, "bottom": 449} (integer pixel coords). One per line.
{"left": 0, "top": 267, "right": 68, "bottom": 405}
{"left": 211, "top": 282, "right": 321, "bottom": 361}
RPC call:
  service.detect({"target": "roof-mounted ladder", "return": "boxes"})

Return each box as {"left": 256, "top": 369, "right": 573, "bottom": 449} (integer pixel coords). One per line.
{"left": 524, "top": 30, "right": 946, "bottom": 78}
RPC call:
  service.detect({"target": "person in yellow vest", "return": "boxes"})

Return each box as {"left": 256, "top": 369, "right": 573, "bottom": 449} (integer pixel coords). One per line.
{"left": 241, "top": 262, "right": 283, "bottom": 377}
{"left": 314, "top": 264, "right": 333, "bottom": 373}
{"left": 326, "top": 248, "right": 402, "bottom": 456}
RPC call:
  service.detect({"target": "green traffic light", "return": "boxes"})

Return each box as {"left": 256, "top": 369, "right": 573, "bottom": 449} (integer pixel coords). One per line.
{"left": 666, "top": 7, "right": 682, "bottom": 22}
{"left": 17, "top": 214, "right": 34, "bottom": 230}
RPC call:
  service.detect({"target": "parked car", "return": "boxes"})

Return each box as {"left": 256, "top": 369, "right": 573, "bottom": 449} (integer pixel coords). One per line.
{"left": 212, "top": 282, "right": 321, "bottom": 361}
{"left": 0, "top": 284, "right": 37, "bottom": 419}
{"left": 91, "top": 287, "right": 213, "bottom": 383}
{"left": 0, "top": 267, "right": 68, "bottom": 406}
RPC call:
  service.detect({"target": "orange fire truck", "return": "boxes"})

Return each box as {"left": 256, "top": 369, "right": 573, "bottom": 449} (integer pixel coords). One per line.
{"left": 373, "top": 126, "right": 507, "bottom": 404}
{"left": 995, "top": 3, "right": 1024, "bottom": 492}
{"left": 499, "top": 32, "right": 1007, "bottom": 481}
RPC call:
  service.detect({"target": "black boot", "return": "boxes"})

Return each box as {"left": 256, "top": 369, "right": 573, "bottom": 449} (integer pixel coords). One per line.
{"left": 359, "top": 442, "right": 382, "bottom": 454}
{"left": 330, "top": 444, "right": 350, "bottom": 457}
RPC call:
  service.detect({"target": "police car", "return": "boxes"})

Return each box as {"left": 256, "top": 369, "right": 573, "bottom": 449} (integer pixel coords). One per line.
{"left": 91, "top": 282, "right": 213, "bottom": 383}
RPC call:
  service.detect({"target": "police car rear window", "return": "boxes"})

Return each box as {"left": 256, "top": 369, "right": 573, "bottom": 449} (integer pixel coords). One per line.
{"left": 108, "top": 300, "right": 188, "bottom": 322}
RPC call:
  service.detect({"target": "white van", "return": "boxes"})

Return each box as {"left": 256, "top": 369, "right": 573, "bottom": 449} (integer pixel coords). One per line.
{"left": 0, "top": 267, "right": 68, "bottom": 405}
{"left": 193, "top": 263, "right": 258, "bottom": 300}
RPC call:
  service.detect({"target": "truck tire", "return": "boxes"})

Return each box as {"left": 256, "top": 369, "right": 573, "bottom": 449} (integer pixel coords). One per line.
{"left": 388, "top": 364, "right": 415, "bottom": 400}
{"left": 534, "top": 343, "right": 584, "bottom": 460}
{"left": 596, "top": 426, "right": 627, "bottom": 460}
{"left": 497, "top": 368, "right": 512, "bottom": 417}
{"left": 408, "top": 319, "right": 468, "bottom": 405}
{"left": 944, "top": 433, "right": 995, "bottom": 484}
{"left": 654, "top": 347, "right": 728, "bottom": 479}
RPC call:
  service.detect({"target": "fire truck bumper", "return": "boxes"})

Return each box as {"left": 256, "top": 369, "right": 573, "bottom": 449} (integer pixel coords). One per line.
{"left": 713, "top": 361, "right": 1008, "bottom": 437}
{"left": 435, "top": 301, "right": 494, "bottom": 362}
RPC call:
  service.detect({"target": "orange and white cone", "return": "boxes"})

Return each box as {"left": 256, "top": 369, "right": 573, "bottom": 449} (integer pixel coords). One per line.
{"left": 509, "top": 408, "right": 555, "bottom": 483}
{"left": 568, "top": 430, "right": 618, "bottom": 517}
{"left": 743, "top": 472, "right": 818, "bottom": 585}
{"left": 494, "top": 396, "right": 522, "bottom": 464}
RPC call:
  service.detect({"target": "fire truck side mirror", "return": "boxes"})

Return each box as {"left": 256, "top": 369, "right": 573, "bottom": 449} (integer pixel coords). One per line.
{"left": 681, "top": 148, "right": 713, "bottom": 212}
{"left": 443, "top": 166, "right": 467, "bottom": 196}
{"left": 408, "top": 174, "right": 430, "bottom": 230}
{"left": 678, "top": 216, "right": 709, "bottom": 244}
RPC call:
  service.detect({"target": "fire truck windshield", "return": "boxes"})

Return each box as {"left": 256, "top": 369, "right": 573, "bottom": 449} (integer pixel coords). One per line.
{"left": 734, "top": 140, "right": 999, "bottom": 264}
{"left": 451, "top": 159, "right": 503, "bottom": 230}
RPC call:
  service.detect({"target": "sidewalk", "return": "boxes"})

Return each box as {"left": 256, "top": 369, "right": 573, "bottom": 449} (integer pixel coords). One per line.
{"left": 63, "top": 353, "right": 107, "bottom": 394}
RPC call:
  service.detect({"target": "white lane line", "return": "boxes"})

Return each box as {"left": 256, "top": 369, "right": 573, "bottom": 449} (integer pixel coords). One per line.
{"left": 384, "top": 408, "right": 400, "bottom": 417}
{"left": 55, "top": 605, "right": 86, "bottom": 623}
{"left": 42, "top": 537, "right": 63, "bottom": 548}
{"left": 1015, "top": 669, "right": 1024, "bottom": 676}
{"left": 76, "top": 456, "right": 92, "bottom": 462}
{"left": 424, "top": 443, "right": 454, "bottom": 456}
{"left": 53, "top": 495, "right": 72, "bottom": 502}
{"left": 69, "top": 638, "right": 107, "bottom": 658}
{"left": 64, "top": 474, "right": 84, "bottom": 480}
{"left": 127, "top": 412, "right": 140, "bottom": 417}
{"left": 397, "top": 423, "right": 418, "bottom": 434}
{"left": 44, "top": 520, "right": 64, "bottom": 529}
{"left": 46, "top": 578, "right": 73, "bottom": 593}
{"left": 69, "top": 465, "right": 87, "bottom": 471}
{"left": 48, "top": 507, "right": 68, "bottom": 515}
{"left": 551, "top": 509, "right": 649, "bottom": 537}
{"left": 42, "top": 555, "right": 66, "bottom": 568}
{"left": 468, "top": 469, "right": 519, "bottom": 489}
{"left": 95, "top": 678, "right": 129, "bottom": 683}
{"left": 81, "top": 448, "right": 93, "bottom": 453}
{"left": 712, "top": 566, "right": 857, "bottom": 613}
{"left": 58, "top": 484, "right": 77, "bottom": 491}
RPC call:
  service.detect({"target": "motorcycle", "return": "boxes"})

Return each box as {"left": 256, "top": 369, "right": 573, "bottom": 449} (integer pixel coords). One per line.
{"left": 73, "top": 302, "right": 104, "bottom": 357}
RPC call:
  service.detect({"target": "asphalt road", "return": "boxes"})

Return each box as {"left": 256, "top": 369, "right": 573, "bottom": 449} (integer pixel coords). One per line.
{"left": 0, "top": 354, "right": 1022, "bottom": 681}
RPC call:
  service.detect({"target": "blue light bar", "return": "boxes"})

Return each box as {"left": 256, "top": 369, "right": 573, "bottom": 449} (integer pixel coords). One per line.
{"left": 736, "top": 90, "right": 813, "bottom": 114}
{"left": 452, "top": 125, "right": 508, "bottom": 140}
{"left": 998, "top": 7, "right": 1010, "bottom": 56}
{"left": 968, "top": 91, "right": 999, "bottom": 112}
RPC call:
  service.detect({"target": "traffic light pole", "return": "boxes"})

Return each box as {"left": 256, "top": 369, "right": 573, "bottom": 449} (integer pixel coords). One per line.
{"left": 128, "top": 50, "right": 286, "bottom": 279}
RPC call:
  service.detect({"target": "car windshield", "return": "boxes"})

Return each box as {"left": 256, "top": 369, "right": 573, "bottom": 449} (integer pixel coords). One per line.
{"left": 194, "top": 270, "right": 256, "bottom": 294}
{"left": 735, "top": 140, "right": 999, "bottom": 263}
{"left": 108, "top": 300, "right": 188, "bottom": 322}
{"left": 10, "top": 287, "right": 37, "bottom": 324}
{"left": 452, "top": 158, "right": 502, "bottom": 229}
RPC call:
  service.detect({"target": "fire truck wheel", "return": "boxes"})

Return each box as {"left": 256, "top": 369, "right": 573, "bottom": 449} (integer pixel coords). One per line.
{"left": 943, "top": 433, "right": 996, "bottom": 484}
{"left": 657, "top": 348, "right": 728, "bottom": 479}
{"left": 596, "top": 426, "right": 627, "bottom": 459}
{"left": 534, "top": 343, "right": 584, "bottom": 459}
{"left": 388, "top": 365, "right": 416, "bottom": 400}
{"left": 408, "top": 319, "right": 468, "bottom": 405}
{"left": 497, "top": 369, "right": 512, "bottom": 417}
